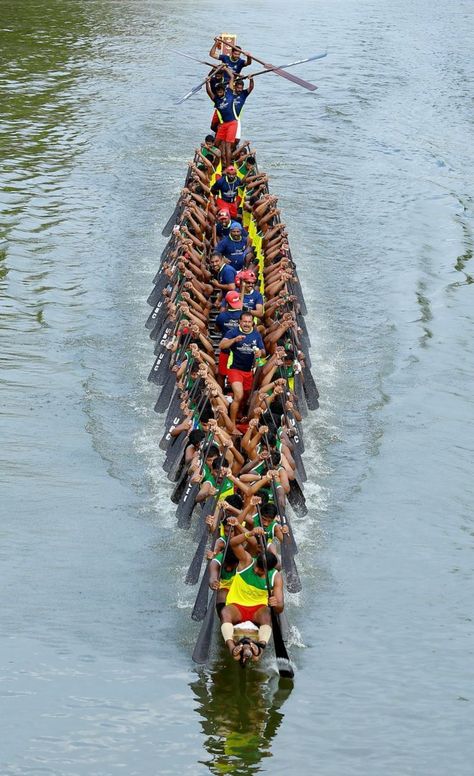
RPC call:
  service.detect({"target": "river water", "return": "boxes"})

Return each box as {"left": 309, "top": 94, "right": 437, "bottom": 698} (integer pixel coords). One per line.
{"left": 1, "top": 1, "right": 473, "bottom": 774}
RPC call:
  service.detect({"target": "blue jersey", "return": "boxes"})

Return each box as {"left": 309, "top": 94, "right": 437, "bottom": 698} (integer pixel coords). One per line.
{"left": 213, "top": 87, "right": 235, "bottom": 123}
{"left": 217, "top": 263, "right": 237, "bottom": 286}
{"left": 243, "top": 289, "right": 263, "bottom": 312}
{"left": 211, "top": 175, "right": 240, "bottom": 203}
{"left": 225, "top": 326, "right": 265, "bottom": 371}
{"left": 218, "top": 54, "right": 246, "bottom": 74}
{"left": 232, "top": 89, "right": 250, "bottom": 118}
{"left": 215, "top": 309, "right": 243, "bottom": 352}
{"left": 215, "top": 235, "right": 248, "bottom": 271}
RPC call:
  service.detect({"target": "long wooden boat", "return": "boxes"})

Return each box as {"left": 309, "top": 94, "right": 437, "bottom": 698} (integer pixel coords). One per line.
{"left": 145, "top": 37, "right": 319, "bottom": 678}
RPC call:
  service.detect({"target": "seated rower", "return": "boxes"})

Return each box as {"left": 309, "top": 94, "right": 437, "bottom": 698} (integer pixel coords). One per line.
{"left": 215, "top": 221, "right": 252, "bottom": 272}
{"left": 220, "top": 527, "right": 284, "bottom": 662}
{"left": 209, "top": 253, "right": 237, "bottom": 300}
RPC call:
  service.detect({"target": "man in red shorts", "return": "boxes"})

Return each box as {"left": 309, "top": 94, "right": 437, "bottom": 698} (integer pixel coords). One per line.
{"left": 211, "top": 165, "right": 242, "bottom": 219}
{"left": 206, "top": 72, "right": 237, "bottom": 168}
{"left": 219, "top": 311, "right": 265, "bottom": 425}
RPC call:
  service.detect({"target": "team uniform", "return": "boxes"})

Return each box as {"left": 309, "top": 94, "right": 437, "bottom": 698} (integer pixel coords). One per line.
{"left": 225, "top": 326, "right": 265, "bottom": 391}
{"left": 213, "top": 88, "right": 238, "bottom": 143}
{"left": 214, "top": 551, "right": 237, "bottom": 590}
{"left": 243, "top": 288, "right": 264, "bottom": 313}
{"left": 215, "top": 308, "right": 243, "bottom": 377}
{"left": 215, "top": 234, "right": 249, "bottom": 271}
{"left": 226, "top": 561, "right": 278, "bottom": 622}
{"left": 211, "top": 174, "right": 241, "bottom": 218}
{"left": 218, "top": 53, "right": 247, "bottom": 78}
{"left": 214, "top": 262, "right": 237, "bottom": 288}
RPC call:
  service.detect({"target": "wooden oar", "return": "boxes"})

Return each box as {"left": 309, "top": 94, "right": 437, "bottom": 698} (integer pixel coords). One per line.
{"left": 171, "top": 48, "right": 215, "bottom": 68}
{"left": 257, "top": 535, "right": 294, "bottom": 679}
{"left": 215, "top": 37, "right": 317, "bottom": 92}
{"left": 191, "top": 525, "right": 234, "bottom": 664}
{"left": 176, "top": 65, "right": 226, "bottom": 104}
{"left": 185, "top": 470, "right": 227, "bottom": 584}
{"left": 256, "top": 504, "right": 302, "bottom": 594}
{"left": 191, "top": 565, "right": 210, "bottom": 621}
{"left": 192, "top": 589, "right": 217, "bottom": 664}
{"left": 246, "top": 51, "right": 327, "bottom": 79}
{"left": 176, "top": 431, "right": 216, "bottom": 528}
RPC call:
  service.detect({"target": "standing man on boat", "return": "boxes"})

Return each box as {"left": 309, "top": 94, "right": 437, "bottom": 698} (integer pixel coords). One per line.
{"left": 232, "top": 77, "right": 254, "bottom": 147}
{"left": 219, "top": 528, "right": 284, "bottom": 662}
{"left": 209, "top": 39, "right": 252, "bottom": 78}
{"left": 206, "top": 75, "right": 237, "bottom": 169}
{"left": 219, "top": 311, "right": 265, "bottom": 425}
{"left": 210, "top": 166, "right": 242, "bottom": 219}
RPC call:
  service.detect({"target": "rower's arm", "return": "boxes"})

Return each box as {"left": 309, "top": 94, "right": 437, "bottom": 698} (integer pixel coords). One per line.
{"left": 270, "top": 571, "right": 284, "bottom": 613}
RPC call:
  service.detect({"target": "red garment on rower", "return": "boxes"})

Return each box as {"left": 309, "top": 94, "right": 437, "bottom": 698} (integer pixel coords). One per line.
{"left": 228, "top": 368, "right": 253, "bottom": 391}
{"left": 216, "top": 119, "right": 238, "bottom": 143}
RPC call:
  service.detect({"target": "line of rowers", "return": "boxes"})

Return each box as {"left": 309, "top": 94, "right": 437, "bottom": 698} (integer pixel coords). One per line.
{"left": 159, "top": 91, "right": 309, "bottom": 664}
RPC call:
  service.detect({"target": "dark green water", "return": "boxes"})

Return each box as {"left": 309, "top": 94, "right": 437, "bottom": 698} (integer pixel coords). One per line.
{"left": 2, "top": 1, "right": 474, "bottom": 774}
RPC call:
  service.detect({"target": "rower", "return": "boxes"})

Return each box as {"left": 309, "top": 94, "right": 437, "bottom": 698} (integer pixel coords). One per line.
{"left": 219, "top": 311, "right": 265, "bottom": 425}
{"left": 209, "top": 253, "right": 237, "bottom": 298}
{"left": 210, "top": 165, "right": 242, "bottom": 219}
{"left": 215, "top": 222, "right": 252, "bottom": 272}
{"left": 206, "top": 75, "right": 237, "bottom": 169}
{"left": 215, "top": 209, "right": 248, "bottom": 242}
{"left": 220, "top": 528, "right": 284, "bottom": 662}
{"left": 237, "top": 269, "right": 264, "bottom": 320}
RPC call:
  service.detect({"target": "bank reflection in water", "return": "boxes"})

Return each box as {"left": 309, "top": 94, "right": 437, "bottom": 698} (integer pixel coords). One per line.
{"left": 191, "top": 655, "right": 293, "bottom": 774}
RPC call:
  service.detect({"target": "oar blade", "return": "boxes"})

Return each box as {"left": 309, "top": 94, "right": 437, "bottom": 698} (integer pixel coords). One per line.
{"left": 191, "top": 566, "right": 210, "bottom": 621}
{"left": 192, "top": 590, "right": 217, "bottom": 664}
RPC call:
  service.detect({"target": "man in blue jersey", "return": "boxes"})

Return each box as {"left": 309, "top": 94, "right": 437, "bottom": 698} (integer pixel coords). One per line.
{"left": 209, "top": 252, "right": 237, "bottom": 297}
{"left": 215, "top": 290, "right": 243, "bottom": 387}
{"left": 220, "top": 311, "right": 265, "bottom": 425}
{"left": 211, "top": 166, "right": 242, "bottom": 218}
{"left": 206, "top": 74, "right": 237, "bottom": 168}
{"left": 215, "top": 222, "right": 252, "bottom": 271}
{"left": 209, "top": 40, "right": 252, "bottom": 78}
{"left": 238, "top": 270, "right": 264, "bottom": 320}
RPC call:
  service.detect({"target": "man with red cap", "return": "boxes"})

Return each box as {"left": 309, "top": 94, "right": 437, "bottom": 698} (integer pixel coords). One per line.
{"left": 215, "top": 290, "right": 243, "bottom": 387}
{"left": 211, "top": 165, "right": 244, "bottom": 219}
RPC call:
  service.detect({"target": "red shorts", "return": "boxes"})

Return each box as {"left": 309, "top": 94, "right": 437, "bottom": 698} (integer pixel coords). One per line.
{"left": 228, "top": 368, "right": 253, "bottom": 391}
{"left": 210, "top": 110, "right": 219, "bottom": 132}
{"left": 218, "top": 351, "right": 229, "bottom": 376}
{"left": 216, "top": 198, "right": 238, "bottom": 218}
{"left": 216, "top": 119, "right": 238, "bottom": 143}
{"left": 233, "top": 602, "right": 265, "bottom": 622}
